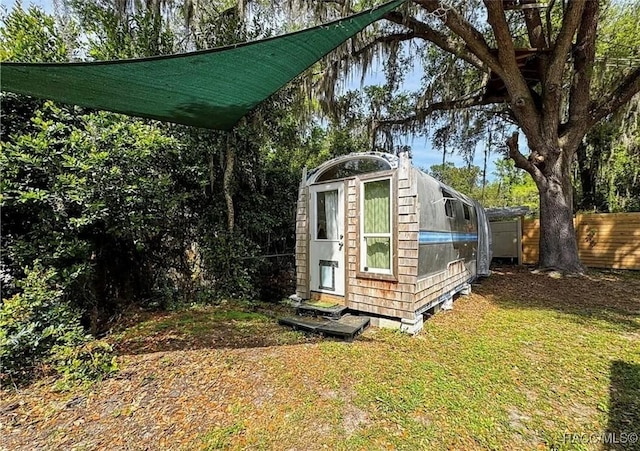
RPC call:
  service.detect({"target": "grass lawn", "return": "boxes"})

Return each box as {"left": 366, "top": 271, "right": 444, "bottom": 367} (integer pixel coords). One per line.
{"left": 1, "top": 267, "right": 638, "bottom": 450}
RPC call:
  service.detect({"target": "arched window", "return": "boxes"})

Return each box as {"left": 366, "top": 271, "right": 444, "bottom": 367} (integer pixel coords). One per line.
{"left": 316, "top": 157, "right": 391, "bottom": 183}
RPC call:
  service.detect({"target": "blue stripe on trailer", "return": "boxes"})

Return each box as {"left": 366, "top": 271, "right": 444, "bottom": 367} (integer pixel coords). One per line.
{"left": 418, "top": 231, "right": 478, "bottom": 244}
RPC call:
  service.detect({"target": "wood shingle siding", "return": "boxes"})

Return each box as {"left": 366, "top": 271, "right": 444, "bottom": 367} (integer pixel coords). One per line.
{"left": 295, "top": 185, "right": 310, "bottom": 298}
{"left": 342, "top": 156, "right": 419, "bottom": 320}
{"left": 413, "top": 259, "right": 470, "bottom": 312}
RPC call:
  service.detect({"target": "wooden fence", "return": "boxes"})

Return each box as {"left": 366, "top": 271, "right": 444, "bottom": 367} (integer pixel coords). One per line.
{"left": 522, "top": 212, "right": 640, "bottom": 270}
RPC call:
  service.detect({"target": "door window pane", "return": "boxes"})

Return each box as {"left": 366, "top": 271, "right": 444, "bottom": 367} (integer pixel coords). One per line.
{"left": 317, "top": 189, "right": 338, "bottom": 239}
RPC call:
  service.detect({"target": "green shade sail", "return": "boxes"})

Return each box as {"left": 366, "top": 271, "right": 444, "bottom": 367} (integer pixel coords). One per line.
{"left": 0, "top": 0, "right": 404, "bottom": 130}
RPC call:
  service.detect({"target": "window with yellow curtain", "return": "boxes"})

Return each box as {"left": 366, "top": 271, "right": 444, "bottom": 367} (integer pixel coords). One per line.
{"left": 362, "top": 179, "right": 392, "bottom": 272}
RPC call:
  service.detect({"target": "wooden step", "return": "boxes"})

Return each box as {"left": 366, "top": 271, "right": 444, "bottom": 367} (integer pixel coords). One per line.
{"left": 296, "top": 301, "right": 348, "bottom": 319}
{"left": 278, "top": 314, "right": 370, "bottom": 340}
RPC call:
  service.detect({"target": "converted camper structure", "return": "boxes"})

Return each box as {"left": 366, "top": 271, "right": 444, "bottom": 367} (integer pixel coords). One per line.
{"left": 294, "top": 152, "right": 491, "bottom": 334}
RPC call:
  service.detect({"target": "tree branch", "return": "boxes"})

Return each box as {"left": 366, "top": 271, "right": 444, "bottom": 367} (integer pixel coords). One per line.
{"left": 588, "top": 67, "right": 640, "bottom": 127}
{"left": 384, "top": 10, "right": 485, "bottom": 70}
{"left": 566, "top": 0, "right": 598, "bottom": 140}
{"left": 521, "top": 0, "right": 547, "bottom": 49}
{"left": 413, "top": 0, "right": 502, "bottom": 75}
{"left": 484, "top": 0, "right": 543, "bottom": 146}
{"left": 483, "top": 0, "right": 518, "bottom": 70}
{"left": 374, "top": 94, "right": 505, "bottom": 127}
{"left": 351, "top": 31, "right": 417, "bottom": 60}
{"left": 541, "top": 0, "right": 586, "bottom": 137}
{"left": 546, "top": 0, "right": 585, "bottom": 85}
{"left": 506, "top": 131, "right": 543, "bottom": 182}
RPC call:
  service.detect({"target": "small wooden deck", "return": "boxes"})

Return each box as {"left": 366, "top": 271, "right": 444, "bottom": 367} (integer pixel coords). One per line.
{"left": 278, "top": 314, "right": 370, "bottom": 340}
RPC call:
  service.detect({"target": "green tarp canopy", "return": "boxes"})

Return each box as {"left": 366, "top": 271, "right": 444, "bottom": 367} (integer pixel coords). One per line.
{"left": 1, "top": 0, "right": 404, "bottom": 130}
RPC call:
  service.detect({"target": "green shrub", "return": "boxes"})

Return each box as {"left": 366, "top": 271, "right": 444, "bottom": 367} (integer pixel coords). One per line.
{"left": 51, "top": 339, "right": 118, "bottom": 383}
{"left": 201, "top": 232, "right": 262, "bottom": 301}
{"left": 0, "top": 264, "right": 116, "bottom": 386}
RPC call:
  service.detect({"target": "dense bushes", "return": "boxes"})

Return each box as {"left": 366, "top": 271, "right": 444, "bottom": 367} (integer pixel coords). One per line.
{"left": 0, "top": 265, "right": 116, "bottom": 387}
{"left": 1, "top": 101, "right": 191, "bottom": 325}
{"left": 0, "top": 94, "right": 305, "bottom": 384}
{"left": 0, "top": 99, "right": 189, "bottom": 384}
{"left": 200, "top": 231, "right": 262, "bottom": 301}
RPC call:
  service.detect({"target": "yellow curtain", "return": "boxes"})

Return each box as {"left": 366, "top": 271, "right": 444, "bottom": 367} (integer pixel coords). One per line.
{"left": 367, "top": 237, "right": 390, "bottom": 269}
{"left": 364, "top": 180, "right": 390, "bottom": 233}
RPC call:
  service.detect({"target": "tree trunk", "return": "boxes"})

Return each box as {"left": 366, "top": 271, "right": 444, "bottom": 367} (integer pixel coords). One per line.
{"left": 441, "top": 135, "right": 447, "bottom": 166}
{"left": 576, "top": 141, "right": 604, "bottom": 211}
{"left": 507, "top": 132, "right": 585, "bottom": 274}
{"left": 481, "top": 129, "right": 492, "bottom": 203}
{"left": 208, "top": 152, "right": 215, "bottom": 195}
{"left": 536, "top": 153, "right": 585, "bottom": 273}
{"left": 223, "top": 135, "right": 235, "bottom": 233}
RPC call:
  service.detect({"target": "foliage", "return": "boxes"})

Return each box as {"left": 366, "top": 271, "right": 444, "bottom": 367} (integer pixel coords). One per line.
{"left": 427, "top": 160, "right": 539, "bottom": 211}
{"left": 427, "top": 162, "right": 480, "bottom": 196}
{"left": 573, "top": 1, "right": 640, "bottom": 213}
{"left": 483, "top": 159, "right": 539, "bottom": 210}
{"left": 0, "top": 265, "right": 75, "bottom": 382}
{"left": 0, "top": 4, "right": 71, "bottom": 62}
{"left": 578, "top": 101, "right": 640, "bottom": 213}
{"left": 0, "top": 4, "right": 119, "bottom": 386}
{"left": 1, "top": 99, "right": 195, "bottom": 329}
{"left": 592, "top": 1, "right": 640, "bottom": 98}
{"left": 67, "top": 0, "right": 176, "bottom": 59}
{"left": 199, "top": 232, "right": 262, "bottom": 301}
{"left": 0, "top": 4, "right": 78, "bottom": 140}
{"left": 0, "top": 264, "right": 115, "bottom": 386}
{"left": 51, "top": 339, "right": 118, "bottom": 385}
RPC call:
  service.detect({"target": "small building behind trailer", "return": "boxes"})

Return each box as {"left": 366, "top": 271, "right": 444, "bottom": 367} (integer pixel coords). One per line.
{"left": 486, "top": 207, "right": 530, "bottom": 265}
{"left": 292, "top": 152, "right": 491, "bottom": 334}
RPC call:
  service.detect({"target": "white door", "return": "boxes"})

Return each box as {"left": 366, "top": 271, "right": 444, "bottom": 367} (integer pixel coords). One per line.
{"left": 309, "top": 182, "right": 345, "bottom": 296}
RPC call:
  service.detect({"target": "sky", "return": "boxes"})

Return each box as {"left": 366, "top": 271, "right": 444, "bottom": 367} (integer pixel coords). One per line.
{"left": 7, "top": 0, "right": 502, "bottom": 179}
{"left": 7, "top": 0, "right": 52, "bottom": 12}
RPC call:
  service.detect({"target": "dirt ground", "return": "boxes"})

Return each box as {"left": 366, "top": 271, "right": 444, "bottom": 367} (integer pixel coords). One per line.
{"left": 1, "top": 266, "right": 638, "bottom": 450}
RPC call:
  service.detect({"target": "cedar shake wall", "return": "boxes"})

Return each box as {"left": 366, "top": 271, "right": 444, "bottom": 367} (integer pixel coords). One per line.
{"left": 295, "top": 184, "right": 310, "bottom": 299}
{"left": 413, "top": 260, "right": 471, "bottom": 312}
{"left": 346, "top": 155, "right": 419, "bottom": 320}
